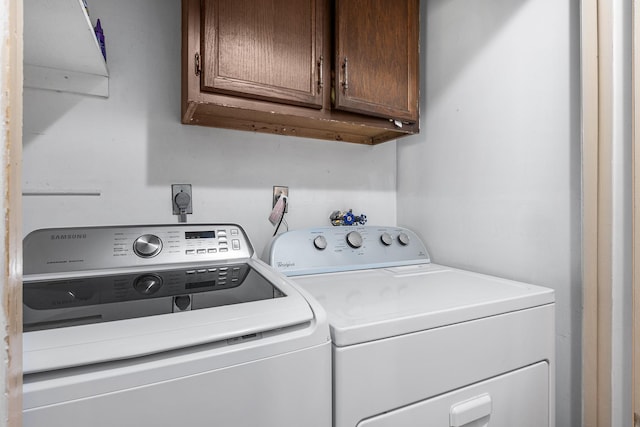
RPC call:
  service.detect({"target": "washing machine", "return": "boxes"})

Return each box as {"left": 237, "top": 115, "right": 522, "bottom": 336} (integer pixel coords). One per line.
{"left": 22, "top": 224, "right": 331, "bottom": 427}
{"left": 266, "top": 225, "right": 555, "bottom": 427}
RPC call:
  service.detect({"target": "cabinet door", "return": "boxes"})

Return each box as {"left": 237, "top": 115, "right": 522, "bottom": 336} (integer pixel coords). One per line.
{"left": 335, "top": 0, "right": 419, "bottom": 123}
{"left": 201, "top": 0, "right": 324, "bottom": 108}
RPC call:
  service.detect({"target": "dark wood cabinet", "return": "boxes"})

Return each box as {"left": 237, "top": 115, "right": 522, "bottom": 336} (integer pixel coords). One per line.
{"left": 201, "top": 0, "right": 324, "bottom": 108}
{"left": 182, "top": 0, "right": 420, "bottom": 145}
{"left": 334, "top": 0, "right": 419, "bottom": 123}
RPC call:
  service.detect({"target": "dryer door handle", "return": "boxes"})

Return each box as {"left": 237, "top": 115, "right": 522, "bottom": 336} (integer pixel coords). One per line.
{"left": 449, "top": 393, "right": 492, "bottom": 427}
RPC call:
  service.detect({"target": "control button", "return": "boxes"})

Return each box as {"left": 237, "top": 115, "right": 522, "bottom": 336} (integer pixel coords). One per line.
{"left": 197, "top": 269, "right": 207, "bottom": 274}
{"left": 219, "top": 267, "right": 228, "bottom": 271}
{"left": 208, "top": 268, "right": 217, "bottom": 272}
{"left": 346, "top": 231, "right": 363, "bottom": 249}
{"left": 231, "top": 229, "right": 239, "bottom": 235}
{"left": 208, "top": 248, "right": 217, "bottom": 253}
{"left": 218, "top": 231, "right": 227, "bottom": 237}
{"left": 219, "top": 238, "right": 228, "bottom": 244}
{"left": 313, "top": 235, "right": 328, "bottom": 250}
{"left": 133, "top": 234, "right": 162, "bottom": 258}
{"left": 380, "top": 232, "right": 393, "bottom": 246}
{"left": 174, "top": 295, "right": 191, "bottom": 311}
{"left": 398, "top": 232, "right": 411, "bottom": 246}
{"left": 197, "top": 249, "right": 206, "bottom": 254}
{"left": 186, "top": 249, "right": 195, "bottom": 255}
{"left": 133, "top": 274, "right": 163, "bottom": 295}
{"left": 64, "top": 288, "right": 93, "bottom": 302}
{"left": 232, "top": 239, "right": 241, "bottom": 250}
{"left": 186, "top": 270, "right": 196, "bottom": 275}
{"left": 220, "top": 248, "right": 229, "bottom": 253}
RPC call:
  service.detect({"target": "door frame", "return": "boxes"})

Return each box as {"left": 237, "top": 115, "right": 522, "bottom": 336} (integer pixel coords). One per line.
{"left": 0, "top": 0, "right": 23, "bottom": 426}
{"left": 582, "top": 0, "right": 614, "bottom": 425}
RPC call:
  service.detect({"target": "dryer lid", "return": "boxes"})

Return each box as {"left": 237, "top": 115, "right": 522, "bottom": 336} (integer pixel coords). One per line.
{"left": 292, "top": 263, "right": 555, "bottom": 347}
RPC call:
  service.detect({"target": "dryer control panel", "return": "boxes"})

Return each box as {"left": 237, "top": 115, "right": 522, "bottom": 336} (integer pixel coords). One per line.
{"left": 267, "top": 226, "right": 430, "bottom": 276}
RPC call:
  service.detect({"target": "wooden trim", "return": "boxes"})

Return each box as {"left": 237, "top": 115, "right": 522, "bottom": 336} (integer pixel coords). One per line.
{"left": 582, "top": 0, "right": 614, "bottom": 426}
{"left": 1, "top": 0, "right": 23, "bottom": 426}
{"left": 582, "top": 0, "right": 598, "bottom": 419}
{"left": 597, "top": 1, "right": 614, "bottom": 424}
{"left": 633, "top": 0, "right": 640, "bottom": 423}
{"left": 582, "top": 0, "right": 600, "bottom": 423}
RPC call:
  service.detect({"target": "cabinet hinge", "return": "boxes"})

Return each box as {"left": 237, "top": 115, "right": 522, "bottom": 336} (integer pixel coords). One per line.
{"left": 194, "top": 53, "right": 201, "bottom": 77}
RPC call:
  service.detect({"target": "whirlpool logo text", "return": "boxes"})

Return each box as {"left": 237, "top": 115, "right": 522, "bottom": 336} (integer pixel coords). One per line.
{"left": 277, "top": 261, "right": 296, "bottom": 268}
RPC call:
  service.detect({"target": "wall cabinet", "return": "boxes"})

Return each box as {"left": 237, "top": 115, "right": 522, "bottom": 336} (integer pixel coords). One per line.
{"left": 201, "top": 0, "right": 324, "bottom": 109}
{"left": 334, "top": 0, "right": 418, "bottom": 123}
{"left": 182, "top": 0, "right": 419, "bottom": 145}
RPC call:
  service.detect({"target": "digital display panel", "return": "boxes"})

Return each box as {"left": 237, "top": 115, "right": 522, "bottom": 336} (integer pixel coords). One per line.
{"left": 185, "top": 231, "right": 215, "bottom": 239}
{"left": 186, "top": 280, "right": 216, "bottom": 290}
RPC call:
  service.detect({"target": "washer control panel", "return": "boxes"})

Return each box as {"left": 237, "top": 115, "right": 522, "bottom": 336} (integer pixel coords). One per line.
{"left": 24, "top": 224, "right": 253, "bottom": 275}
{"left": 267, "top": 226, "right": 430, "bottom": 276}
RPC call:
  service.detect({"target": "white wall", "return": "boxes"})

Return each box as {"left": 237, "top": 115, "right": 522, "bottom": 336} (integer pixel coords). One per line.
{"left": 22, "top": 0, "right": 397, "bottom": 255}
{"left": 397, "top": 0, "right": 581, "bottom": 426}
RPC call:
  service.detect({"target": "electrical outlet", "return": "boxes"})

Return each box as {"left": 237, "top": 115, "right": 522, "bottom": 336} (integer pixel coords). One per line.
{"left": 273, "top": 186, "right": 289, "bottom": 213}
{"left": 172, "top": 184, "right": 193, "bottom": 215}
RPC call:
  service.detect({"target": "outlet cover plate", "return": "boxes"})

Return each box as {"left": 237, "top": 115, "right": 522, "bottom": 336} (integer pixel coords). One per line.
{"left": 273, "top": 186, "right": 288, "bottom": 213}
{"left": 172, "top": 184, "right": 193, "bottom": 214}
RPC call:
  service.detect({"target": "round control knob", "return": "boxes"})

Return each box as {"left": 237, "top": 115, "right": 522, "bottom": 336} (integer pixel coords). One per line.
{"left": 398, "top": 232, "right": 411, "bottom": 246}
{"left": 313, "top": 235, "right": 328, "bottom": 250}
{"left": 346, "top": 231, "right": 363, "bottom": 249}
{"left": 133, "top": 274, "right": 163, "bottom": 295}
{"left": 133, "top": 234, "right": 163, "bottom": 258}
{"left": 380, "top": 232, "right": 393, "bottom": 246}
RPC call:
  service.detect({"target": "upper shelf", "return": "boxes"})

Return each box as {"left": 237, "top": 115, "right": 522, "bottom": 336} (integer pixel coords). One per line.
{"left": 24, "top": 0, "right": 109, "bottom": 97}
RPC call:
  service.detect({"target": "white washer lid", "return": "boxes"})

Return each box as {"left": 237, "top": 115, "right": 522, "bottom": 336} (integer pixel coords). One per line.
{"left": 291, "top": 263, "right": 555, "bottom": 347}
{"left": 23, "top": 259, "right": 315, "bottom": 374}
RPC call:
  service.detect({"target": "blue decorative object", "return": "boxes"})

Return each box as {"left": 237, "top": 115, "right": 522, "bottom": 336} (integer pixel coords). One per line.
{"left": 329, "top": 209, "right": 367, "bottom": 226}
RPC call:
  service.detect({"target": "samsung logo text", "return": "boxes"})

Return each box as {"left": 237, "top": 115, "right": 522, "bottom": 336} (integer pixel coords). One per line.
{"left": 50, "top": 234, "right": 87, "bottom": 240}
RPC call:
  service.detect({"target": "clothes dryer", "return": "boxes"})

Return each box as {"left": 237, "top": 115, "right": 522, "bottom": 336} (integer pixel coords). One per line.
{"left": 267, "top": 225, "right": 555, "bottom": 427}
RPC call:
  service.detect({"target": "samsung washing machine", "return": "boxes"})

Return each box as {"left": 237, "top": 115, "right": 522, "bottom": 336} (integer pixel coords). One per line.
{"left": 267, "top": 225, "right": 555, "bottom": 427}
{"left": 23, "top": 224, "right": 331, "bottom": 427}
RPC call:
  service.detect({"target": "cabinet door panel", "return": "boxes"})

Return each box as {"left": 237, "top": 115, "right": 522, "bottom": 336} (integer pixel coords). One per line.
{"left": 335, "top": 0, "right": 418, "bottom": 122}
{"left": 202, "top": 0, "right": 323, "bottom": 108}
